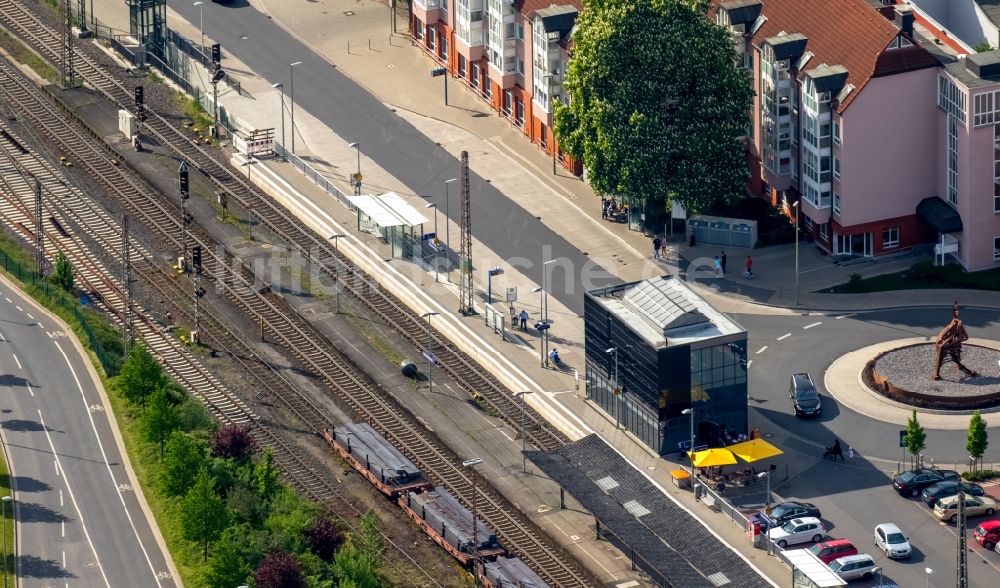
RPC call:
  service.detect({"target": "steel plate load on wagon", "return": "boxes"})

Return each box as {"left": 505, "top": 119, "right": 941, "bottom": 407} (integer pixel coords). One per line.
{"left": 323, "top": 423, "right": 431, "bottom": 496}
{"left": 403, "top": 489, "right": 504, "bottom": 561}
{"left": 481, "top": 556, "right": 551, "bottom": 588}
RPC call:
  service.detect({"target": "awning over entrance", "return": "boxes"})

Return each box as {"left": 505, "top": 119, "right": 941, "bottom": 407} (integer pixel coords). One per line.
{"left": 917, "top": 196, "right": 963, "bottom": 234}
{"left": 347, "top": 192, "right": 429, "bottom": 228}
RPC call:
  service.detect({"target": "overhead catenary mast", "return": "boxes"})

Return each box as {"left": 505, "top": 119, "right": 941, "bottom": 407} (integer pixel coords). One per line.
{"left": 458, "top": 151, "right": 474, "bottom": 315}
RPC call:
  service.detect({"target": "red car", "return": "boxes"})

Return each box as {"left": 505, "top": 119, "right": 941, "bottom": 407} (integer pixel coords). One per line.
{"left": 808, "top": 539, "right": 858, "bottom": 564}
{"left": 974, "top": 520, "right": 1000, "bottom": 550}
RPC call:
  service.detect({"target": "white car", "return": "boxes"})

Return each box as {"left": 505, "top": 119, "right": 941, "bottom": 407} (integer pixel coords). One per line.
{"left": 874, "top": 523, "right": 911, "bottom": 558}
{"left": 767, "top": 517, "right": 826, "bottom": 548}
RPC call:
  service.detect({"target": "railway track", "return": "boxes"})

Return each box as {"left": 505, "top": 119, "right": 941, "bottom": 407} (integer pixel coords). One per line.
{"left": 0, "top": 15, "right": 594, "bottom": 585}
{"left": 0, "top": 0, "right": 568, "bottom": 455}
{"left": 0, "top": 95, "right": 447, "bottom": 586}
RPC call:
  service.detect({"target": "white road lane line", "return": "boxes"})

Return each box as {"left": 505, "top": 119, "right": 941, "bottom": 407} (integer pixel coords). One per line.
{"left": 12, "top": 354, "right": 20, "bottom": 369}
{"left": 4, "top": 297, "right": 11, "bottom": 303}
{"left": 26, "top": 382, "right": 33, "bottom": 398}
{"left": 55, "top": 341, "right": 162, "bottom": 586}
{"left": 776, "top": 333, "right": 791, "bottom": 341}
{"left": 835, "top": 314, "right": 856, "bottom": 320}
{"left": 747, "top": 360, "right": 753, "bottom": 368}
{"left": 756, "top": 346, "right": 768, "bottom": 354}
{"left": 14, "top": 305, "right": 21, "bottom": 312}
{"left": 60, "top": 489, "right": 64, "bottom": 507}
{"left": 0, "top": 328, "right": 5, "bottom": 341}
{"left": 37, "top": 408, "right": 110, "bottom": 587}
{"left": 803, "top": 322, "right": 822, "bottom": 330}
{"left": 62, "top": 551, "right": 66, "bottom": 569}
{"left": 500, "top": 430, "right": 515, "bottom": 443}
{"left": 61, "top": 521, "right": 65, "bottom": 538}
{"left": 26, "top": 313, "right": 33, "bottom": 320}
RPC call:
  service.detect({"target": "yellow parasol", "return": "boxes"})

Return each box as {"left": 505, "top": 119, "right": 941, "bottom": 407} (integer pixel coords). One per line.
{"left": 727, "top": 438, "right": 784, "bottom": 463}
{"left": 687, "top": 447, "right": 738, "bottom": 468}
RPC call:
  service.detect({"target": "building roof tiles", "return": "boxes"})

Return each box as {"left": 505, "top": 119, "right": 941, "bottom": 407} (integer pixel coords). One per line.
{"left": 715, "top": 0, "right": 937, "bottom": 111}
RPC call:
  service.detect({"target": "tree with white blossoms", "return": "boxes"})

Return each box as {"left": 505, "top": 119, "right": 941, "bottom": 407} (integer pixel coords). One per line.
{"left": 554, "top": 0, "right": 753, "bottom": 216}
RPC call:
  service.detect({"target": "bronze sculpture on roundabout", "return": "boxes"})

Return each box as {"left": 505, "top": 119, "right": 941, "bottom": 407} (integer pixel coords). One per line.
{"left": 932, "top": 301, "right": 978, "bottom": 380}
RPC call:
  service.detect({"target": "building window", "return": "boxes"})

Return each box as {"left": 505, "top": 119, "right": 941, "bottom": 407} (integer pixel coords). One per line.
{"left": 832, "top": 120, "right": 840, "bottom": 145}
{"left": 948, "top": 115, "right": 958, "bottom": 205}
{"left": 974, "top": 91, "right": 1000, "bottom": 127}
{"left": 540, "top": 122, "right": 548, "bottom": 149}
{"left": 458, "top": 54, "right": 467, "bottom": 79}
{"left": 882, "top": 227, "right": 900, "bottom": 249}
{"left": 502, "top": 90, "right": 513, "bottom": 117}
{"left": 995, "top": 124, "right": 1000, "bottom": 213}
{"left": 803, "top": 216, "right": 814, "bottom": 231}
{"left": 995, "top": 237, "right": 1000, "bottom": 261}
{"left": 517, "top": 22, "right": 524, "bottom": 40}
{"left": 483, "top": 73, "right": 492, "bottom": 99}
{"left": 938, "top": 76, "right": 967, "bottom": 123}
{"left": 819, "top": 222, "right": 829, "bottom": 240}
{"left": 516, "top": 98, "right": 525, "bottom": 127}
{"left": 833, "top": 156, "right": 841, "bottom": 180}
{"left": 414, "top": 18, "right": 424, "bottom": 40}
{"left": 517, "top": 58, "right": 524, "bottom": 75}
{"left": 471, "top": 62, "right": 480, "bottom": 88}
{"left": 833, "top": 192, "right": 841, "bottom": 215}
{"left": 426, "top": 25, "right": 435, "bottom": 50}
{"left": 438, "top": 34, "right": 448, "bottom": 61}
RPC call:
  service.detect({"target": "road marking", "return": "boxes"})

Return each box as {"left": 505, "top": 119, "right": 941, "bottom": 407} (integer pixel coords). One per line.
{"left": 60, "top": 489, "right": 63, "bottom": 507}
{"left": 4, "top": 297, "right": 10, "bottom": 303}
{"left": 26, "top": 382, "right": 33, "bottom": 398}
{"left": 747, "top": 360, "right": 753, "bottom": 368}
{"left": 803, "top": 321, "right": 822, "bottom": 330}
{"left": 14, "top": 305, "right": 21, "bottom": 312}
{"left": 55, "top": 341, "right": 162, "bottom": 586}
{"left": 12, "top": 354, "right": 20, "bottom": 369}
{"left": 756, "top": 346, "right": 768, "bottom": 354}
{"left": 61, "top": 521, "right": 65, "bottom": 538}
{"left": 0, "top": 328, "right": 5, "bottom": 341}
{"left": 835, "top": 314, "right": 856, "bottom": 320}
{"left": 37, "top": 408, "right": 110, "bottom": 587}
{"left": 499, "top": 429, "right": 515, "bottom": 443}
{"left": 62, "top": 551, "right": 66, "bottom": 569}
{"left": 777, "top": 333, "right": 791, "bottom": 341}
{"left": 26, "top": 313, "right": 33, "bottom": 320}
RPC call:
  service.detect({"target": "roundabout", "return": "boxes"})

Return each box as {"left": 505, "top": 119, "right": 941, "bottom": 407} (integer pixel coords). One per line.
{"left": 867, "top": 342, "right": 1000, "bottom": 410}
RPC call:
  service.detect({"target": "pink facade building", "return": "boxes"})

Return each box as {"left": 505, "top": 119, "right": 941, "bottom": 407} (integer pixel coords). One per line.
{"left": 715, "top": 0, "right": 1000, "bottom": 270}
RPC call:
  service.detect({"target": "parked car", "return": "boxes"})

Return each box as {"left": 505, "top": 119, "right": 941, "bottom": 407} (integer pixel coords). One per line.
{"left": 828, "top": 554, "right": 879, "bottom": 582}
{"left": 973, "top": 520, "right": 1000, "bottom": 550}
{"left": 789, "top": 373, "right": 821, "bottom": 417}
{"left": 873, "top": 523, "right": 911, "bottom": 558}
{"left": 762, "top": 502, "right": 822, "bottom": 528}
{"left": 921, "top": 480, "right": 985, "bottom": 507}
{"left": 932, "top": 494, "right": 997, "bottom": 523}
{"left": 808, "top": 539, "right": 858, "bottom": 565}
{"left": 767, "top": 517, "right": 826, "bottom": 549}
{"left": 892, "top": 468, "right": 960, "bottom": 497}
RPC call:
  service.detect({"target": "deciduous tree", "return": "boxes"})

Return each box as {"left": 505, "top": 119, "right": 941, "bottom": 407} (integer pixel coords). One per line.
{"left": 254, "top": 448, "right": 280, "bottom": 506}
{"left": 204, "top": 523, "right": 257, "bottom": 588}
{"left": 160, "top": 431, "right": 206, "bottom": 496}
{"left": 356, "top": 509, "right": 384, "bottom": 569}
{"left": 966, "top": 410, "right": 988, "bottom": 472}
{"left": 140, "top": 388, "right": 180, "bottom": 457}
{"left": 305, "top": 515, "right": 345, "bottom": 563}
{"left": 180, "top": 468, "right": 230, "bottom": 561}
{"left": 212, "top": 423, "right": 256, "bottom": 461}
{"left": 554, "top": 0, "right": 752, "bottom": 217}
{"left": 117, "top": 343, "right": 166, "bottom": 409}
{"left": 904, "top": 409, "right": 927, "bottom": 468}
{"left": 255, "top": 550, "right": 304, "bottom": 588}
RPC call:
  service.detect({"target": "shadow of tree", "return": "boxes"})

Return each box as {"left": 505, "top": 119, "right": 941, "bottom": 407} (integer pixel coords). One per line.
{"left": 16, "top": 553, "right": 75, "bottom": 579}
{"left": 15, "top": 502, "right": 70, "bottom": 524}
{"left": 0, "top": 419, "right": 49, "bottom": 433}
{"left": 0, "top": 374, "right": 32, "bottom": 389}
{"left": 4, "top": 474, "right": 51, "bottom": 494}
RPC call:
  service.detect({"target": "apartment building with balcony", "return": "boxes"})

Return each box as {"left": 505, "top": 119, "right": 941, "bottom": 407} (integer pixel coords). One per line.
{"left": 715, "top": 0, "right": 1000, "bottom": 270}
{"left": 409, "top": 0, "right": 583, "bottom": 174}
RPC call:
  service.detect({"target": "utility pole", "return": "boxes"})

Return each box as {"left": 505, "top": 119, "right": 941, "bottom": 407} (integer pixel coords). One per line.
{"left": 192, "top": 244, "right": 203, "bottom": 345}
{"left": 458, "top": 151, "right": 474, "bottom": 315}
{"left": 77, "top": 0, "right": 89, "bottom": 35}
{"left": 957, "top": 490, "right": 968, "bottom": 588}
{"left": 121, "top": 214, "right": 133, "bottom": 353}
{"left": 179, "top": 161, "right": 190, "bottom": 271}
{"left": 34, "top": 178, "right": 44, "bottom": 278}
{"left": 63, "top": 0, "right": 75, "bottom": 88}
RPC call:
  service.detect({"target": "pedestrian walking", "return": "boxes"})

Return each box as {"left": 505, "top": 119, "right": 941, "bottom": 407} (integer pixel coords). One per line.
{"left": 518, "top": 309, "right": 529, "bottom": 331}
{"left": 744, "top": 256, "right": 754, "bottom": 279}
{"left": 653, "top": 236, "right": 662, "bottom": 260}
{"left": 720, "top": 251, "right": 727, "bottom": 275}
{"left": 660, "top": 237, "right": 668, "bottom": 260}
{"left": 848, "top": 446, "right": 855, "bottom": 459}
{"left": 601, "top": 197, "right": 608, "bottom": 220}
{"left": 713, "top": 256, "right": 722, "bottom": 277}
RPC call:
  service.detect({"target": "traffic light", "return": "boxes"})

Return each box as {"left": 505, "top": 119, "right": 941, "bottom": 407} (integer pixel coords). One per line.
{"left": 134, "top": 85, "right": 144, "bottom": 108}
{"left": 211, "top": 43, "right": 221, "bottom": 68}
{"left": 192, "top": 245, "right": 202, "bottom": 274}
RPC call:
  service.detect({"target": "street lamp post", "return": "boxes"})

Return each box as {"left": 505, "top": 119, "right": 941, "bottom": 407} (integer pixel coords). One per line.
{"left": 425, "top": 203, "right": 439, "bottom": 282}
{"left": 792, "top": 200, "right": 800, "bottom": 306}
{"left": 2, "top": 495, "right": 11, "bottom": 588}
{"left": 289, "top": 61, "right": 302, "bottom": 154}
{"left": 462, "top": 458, "right": 484, "bottom": 587}
{"left": 193, "top": 2, "right": 205, "bottom": 57}
{"left": 682, "top": 407, "right": 695, "bottom": 476}
{"left": 272, "top": 82, "right": 285, "bottom": 155}
{"left": 515, "top": 392, "right": 532, "bottom": 473}
{"left": 605, "top": 347, "right": 619, "bottom": 428}
{"left": 421, "top": 312, "right": 439, "bottom": 391}
{"left": 348, "top": 141, "right": 362, "bottom": 195}
{"left": 925, "top": 567, "right": 932, "bottom": 588}
{"left": 540, "top": 258, "right": 556, "bottom": 367}
{"left": 757, "top": 471, "right": 771, "bottom": 508}
{"left": 329, "top": 234, "right": 345, "bottom": 314}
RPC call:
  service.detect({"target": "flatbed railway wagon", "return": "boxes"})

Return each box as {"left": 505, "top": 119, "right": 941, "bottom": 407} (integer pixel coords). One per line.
{"left": 480, "top": 556, "right": 551, "bottom": 588}
{"left": 400, "top": 489, "right": 505, "bottom": 565}
{"left": 323, "top": 423, "right": 432, "bottom": 497}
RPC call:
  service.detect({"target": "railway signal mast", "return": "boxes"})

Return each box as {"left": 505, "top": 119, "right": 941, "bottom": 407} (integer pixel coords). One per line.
{"left": 62, "top": 0, "right": 75, "bottom": 88}
{"left": 211, "top": 43, "right": 223, "bottom": 139}
{"left": 179, "top": 161, "right": 190, "bottom": 270}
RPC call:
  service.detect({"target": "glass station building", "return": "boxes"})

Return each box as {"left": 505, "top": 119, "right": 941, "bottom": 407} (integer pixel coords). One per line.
{"left": 584, "top": 276, "right": 749, "bottom": 455}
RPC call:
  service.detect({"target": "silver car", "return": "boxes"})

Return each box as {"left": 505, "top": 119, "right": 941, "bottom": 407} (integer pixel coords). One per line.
{"left": 829, "top": 553, "right": 879, "bottom": 581}
{"left": 767, "top": 517, "right": 826, "bottom": 548}
{"left": 874, "top": 523, "right": 911, "bottom": 558}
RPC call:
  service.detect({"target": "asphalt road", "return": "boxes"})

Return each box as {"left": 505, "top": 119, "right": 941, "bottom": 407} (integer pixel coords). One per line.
{"left": 171, "top": 1, "right": 616, "bottom": 315}
{"left": 737, "top": 305, "right": 1000, "bottom": 588}
{"left": 0, "top": 281, "right": 174, "bottom": 586}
